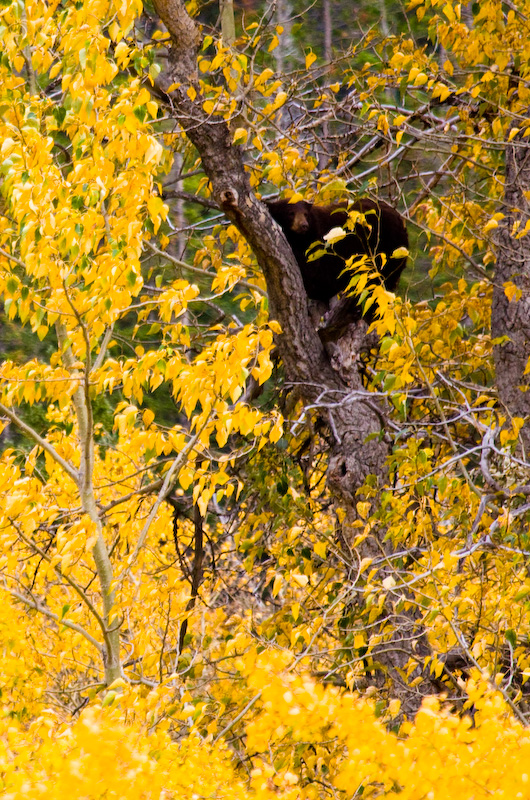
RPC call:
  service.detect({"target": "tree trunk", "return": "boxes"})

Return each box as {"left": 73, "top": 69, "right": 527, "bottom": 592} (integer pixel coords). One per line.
{"left": 57, "top": 324, "right": 122, "bottom": 685}
{"left": 152, "top": 0, "right": 440, "bottom": 715}
{"left": 151, "top": 0, "right": 389, "bottom": 491}
{"left": 220, "top": 0, "right": 235, "bottom": 44}
{"left": 322, "top": 0, "right": 332, "bottom": 62}
{"left": 492, "top": 132, "right": 530, "bottom": 450}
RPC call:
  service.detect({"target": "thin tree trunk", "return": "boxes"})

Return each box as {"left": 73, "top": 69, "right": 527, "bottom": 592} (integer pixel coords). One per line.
{"left": 220, "top": 0, "right": 235, "bottom": 43}
{"left": 273, "top": 0, "right": 293, "bottom": 77}
{"left": 57, "top": 323, "right": 122, "bottom": 685}
{"left": 322, "top": 0, "right": 332, "bottom": 62}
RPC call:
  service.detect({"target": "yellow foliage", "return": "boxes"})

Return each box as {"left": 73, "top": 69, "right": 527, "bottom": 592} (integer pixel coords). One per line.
{"left": 1, "top": 659, "right": 528, "bottom": 799}
{"left": 2, "top": 3, "right": 530, "bottom": 800}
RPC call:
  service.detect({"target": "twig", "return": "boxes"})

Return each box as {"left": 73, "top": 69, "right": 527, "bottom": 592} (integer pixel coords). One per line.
{"left": 7, "top": 587, "right": 103, "bottom": 651}
{"left": 0, "top": 401, "right": 78, "bottom": 484}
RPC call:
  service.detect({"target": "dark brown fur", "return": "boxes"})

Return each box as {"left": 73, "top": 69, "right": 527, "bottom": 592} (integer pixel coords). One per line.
{"left": 265, "top": 198, "right": 408, "bottom": 317}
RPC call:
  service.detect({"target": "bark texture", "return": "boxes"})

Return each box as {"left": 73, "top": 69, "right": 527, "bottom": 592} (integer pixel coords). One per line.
{"left": 492, "top": 133, "right": 530, "bottom": 449}
{"left": 152, "top": 0, "right": 388, "bottom": 495}
{"left": 152, "top": 0, "right": 439, "bottom": 715}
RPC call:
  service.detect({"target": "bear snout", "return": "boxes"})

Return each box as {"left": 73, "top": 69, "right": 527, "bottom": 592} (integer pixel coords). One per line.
{"left": 291, "top": 211, "right": 310, "bottom": 233}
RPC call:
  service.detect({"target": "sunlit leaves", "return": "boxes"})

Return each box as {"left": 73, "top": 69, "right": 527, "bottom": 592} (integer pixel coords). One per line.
{"left": 4, "top": 1, "right": 530, "bottom": 797}
{"left": 0, "top": 0, "right": 287, "bottom": 727}
{"left": 0, "top": 646, "right": 528, "bottom": 798}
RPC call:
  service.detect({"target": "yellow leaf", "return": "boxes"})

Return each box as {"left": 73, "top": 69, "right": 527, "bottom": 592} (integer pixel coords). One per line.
{"left": 388, "top": 699, "right": 401, "bottom": 716}
{"left": 107, "top": 677, "right": 127, "bottom": 690}
{"left": 305, "top": 52, "right": 317, "bottom": 69}
{"left": 483, "top": 218, "right": 499, "bottom": 233}
{"left": 504, "top": 281, "right": 521, "bottom": 302}
{"left": 443, "top": 3, "right": 455, "bottom": 21}
{"left": 378, "top": 114, "right": 389, "bottom": 134}
{"left": 146, "top": 100, "right": 158, "bottom": 119}
{"left": 291, "top": 572, "right": 308, "bottom": 588}
{"left": 143, "top": 408, "right": 155, "bottom": 427}
{"left": 272, "top": 574, "right": 283, "bottom": 597}
{"left": 323, "top": 226, "right": 346, "bottom": 244}
{"left": 414, "top": 72, "right": 428, "bottom": 86}
{"left": 314, "top": 540, "right": 327, "bottom": 559}
{"left": 232, "top": 127, "right": 248, "bottom": 144}
{"left": 356, "top": 501, "right": 371, "bottom": 519}
{"left": 114, "top": 41, "right": 130, "bottom": 66}
{"left": 273, "top": 91, "right": 287, "bottom": 109}
{"left": 49, "top": 62, "right": 62, "bottom": 80}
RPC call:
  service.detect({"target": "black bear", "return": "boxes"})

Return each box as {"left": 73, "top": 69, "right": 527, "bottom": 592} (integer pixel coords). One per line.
{"left": 265, "top": 198, "right": 408, "bottom": 319}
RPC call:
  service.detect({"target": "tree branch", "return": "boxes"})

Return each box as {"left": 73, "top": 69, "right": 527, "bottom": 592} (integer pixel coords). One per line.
{"left": 0, "top": 401, "right": 79, "bottom": 484}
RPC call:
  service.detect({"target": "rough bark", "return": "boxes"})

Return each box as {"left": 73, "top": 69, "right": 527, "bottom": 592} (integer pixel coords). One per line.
{"left": 152, "top": 0, "right": 388, "bottom": 496}
{"left": 492, "top": 133, "right": 530, "bottom": 450}
{"left": 152, "top": 0, "right": 439, "bottom": 715}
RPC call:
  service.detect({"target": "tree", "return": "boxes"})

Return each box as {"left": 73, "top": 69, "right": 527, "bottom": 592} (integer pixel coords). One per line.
{"left": 492, "top": 130, "right": 530, "bottom": 447}
{"left": 3, "top": 0, "right": 530, "bottom": 796}
{"left": 0, "top": 0, "right": 283, "bottom": 694}
{"left": 148, "top": 0, "right": 530, "bottom": 717}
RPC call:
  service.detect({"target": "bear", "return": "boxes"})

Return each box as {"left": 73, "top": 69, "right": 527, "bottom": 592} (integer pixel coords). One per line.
{"left": 265, "top": 197, "right": 408, "bottom": 323}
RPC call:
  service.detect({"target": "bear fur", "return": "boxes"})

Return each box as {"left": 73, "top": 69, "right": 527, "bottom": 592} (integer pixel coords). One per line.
{"left": 265, "top": 198, "right": 408, "bottom": 317}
